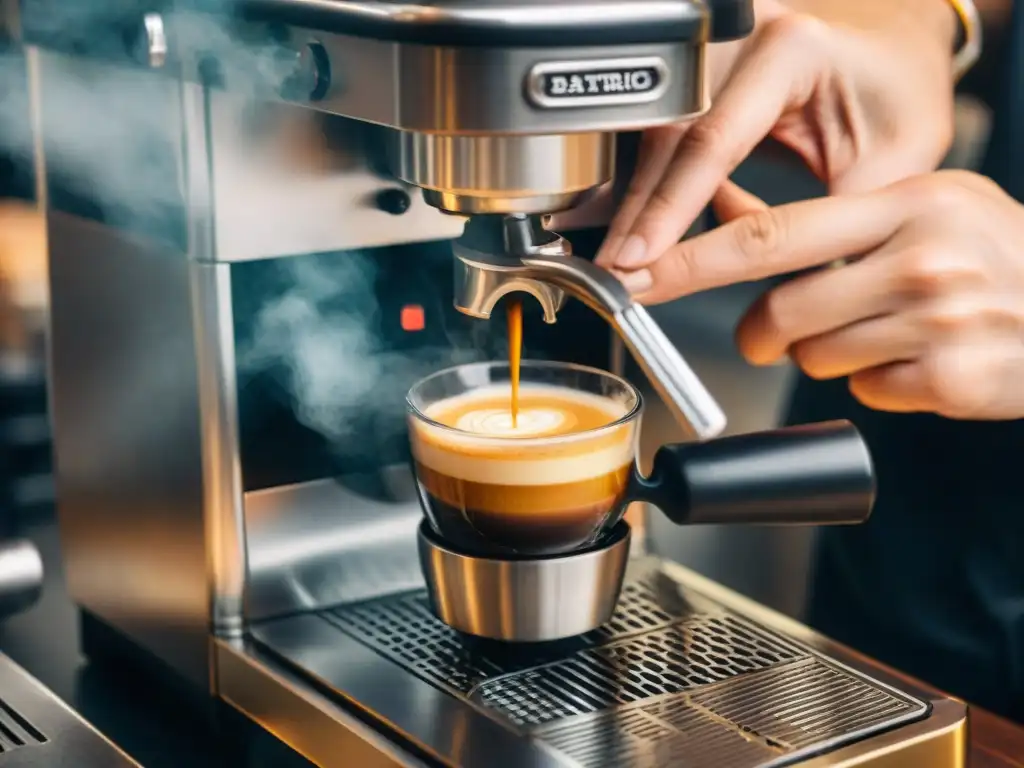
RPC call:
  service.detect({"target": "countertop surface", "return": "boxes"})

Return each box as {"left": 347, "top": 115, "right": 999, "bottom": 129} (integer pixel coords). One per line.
{"left": 1, "top": 513, "right": 1023, "bottom": 768}
{"left": 844, "top": 645, "right": 1024, "bottom": 768}
{"left": 971, "top": 710, "right": 1024, "bottom": 768}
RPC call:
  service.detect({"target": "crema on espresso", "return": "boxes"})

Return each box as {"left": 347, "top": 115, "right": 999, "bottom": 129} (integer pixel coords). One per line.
{"left": 409, "top": 384, "right": 637, "bottom": 555}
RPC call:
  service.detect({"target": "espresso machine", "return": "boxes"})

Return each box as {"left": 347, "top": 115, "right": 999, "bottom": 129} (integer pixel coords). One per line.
{"left": 13, "top": 0, "right": 969, "bottom": 765}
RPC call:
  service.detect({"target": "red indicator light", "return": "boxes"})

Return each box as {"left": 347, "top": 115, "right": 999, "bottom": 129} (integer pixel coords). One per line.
{"left": 401, "top": 304, "right": 425, "bottom": 332}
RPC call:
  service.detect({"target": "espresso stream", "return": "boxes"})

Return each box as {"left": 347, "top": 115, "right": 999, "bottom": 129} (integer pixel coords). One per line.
{"left": 507, "top": 298, "right": 522, "bottom": 427}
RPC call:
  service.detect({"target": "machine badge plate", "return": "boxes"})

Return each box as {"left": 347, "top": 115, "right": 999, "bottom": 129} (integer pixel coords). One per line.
{"left": 526, "top": 57, "right": 670, "bottom": 109}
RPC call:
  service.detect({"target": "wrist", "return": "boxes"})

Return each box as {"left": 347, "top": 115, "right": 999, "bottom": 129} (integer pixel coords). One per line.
{"left": 778, "top": 0, "right": 958, "bottom": 48}
{"left": 915, "top": 0, "right": 962, "bottom": 51}
{"left": 896, "top": 0, "right": 980, "bottom": 79}
{"left": 937, "top": 0, "right": 966, "bottom": 46}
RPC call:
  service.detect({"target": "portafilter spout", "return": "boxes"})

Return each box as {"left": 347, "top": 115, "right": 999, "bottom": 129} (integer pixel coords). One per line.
{"left": 452, "top": 215, "right": 727, "bottom": 440}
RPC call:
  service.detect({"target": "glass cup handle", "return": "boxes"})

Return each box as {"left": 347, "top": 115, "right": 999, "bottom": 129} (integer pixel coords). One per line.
{"left": 630, "top": 420, "right": 876, "bottom": 526}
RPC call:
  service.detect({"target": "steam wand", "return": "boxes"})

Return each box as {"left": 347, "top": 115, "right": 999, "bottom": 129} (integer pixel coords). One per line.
{"left": 452, "top": 215, "right": 727, "bottom": 441}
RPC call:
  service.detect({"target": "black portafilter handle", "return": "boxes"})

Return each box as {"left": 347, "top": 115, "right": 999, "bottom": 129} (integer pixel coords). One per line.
{"left": 633, "top": 420, "right": 876, "bottom": 526}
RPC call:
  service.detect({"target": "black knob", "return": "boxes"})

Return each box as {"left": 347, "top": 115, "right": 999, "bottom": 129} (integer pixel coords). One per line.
{"left": 306, "top": 42, "right": 331, "bottom": 101}
{"left": 376, "top": 188, "right": 412, "bottom": 215}
{"left": 707, "top": 0, "right": 756, "bottom": 41}
{"left": 278, "top": 41, "right": 331, "bottom": 102}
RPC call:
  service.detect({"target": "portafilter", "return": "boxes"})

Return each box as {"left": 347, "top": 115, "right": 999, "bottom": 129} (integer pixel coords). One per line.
{"left": 452, "top": 215, "right": 728, "bottom": 441}
{"left": 408, "top": 361, "right": 875, "bottom": 642}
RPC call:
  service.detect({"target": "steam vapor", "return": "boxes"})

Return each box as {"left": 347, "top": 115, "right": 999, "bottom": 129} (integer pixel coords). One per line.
{"left": 236, "top": 254, "right": 492, "bottom": 447}
{"left": 0, "top": 3, "right": 493, "bottom": 450}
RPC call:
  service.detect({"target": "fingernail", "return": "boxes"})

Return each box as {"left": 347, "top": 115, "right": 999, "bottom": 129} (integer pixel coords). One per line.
{"left": 614, "top": 235, "right": 648, "bottom": 268}
{"left": 618, "top": 268, "right": 653, "bottom": 296}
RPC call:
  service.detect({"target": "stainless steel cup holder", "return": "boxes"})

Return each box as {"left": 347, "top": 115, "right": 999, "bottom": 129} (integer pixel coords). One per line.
{"left": 417, "top": 520, "right": 632, "bottom": 642}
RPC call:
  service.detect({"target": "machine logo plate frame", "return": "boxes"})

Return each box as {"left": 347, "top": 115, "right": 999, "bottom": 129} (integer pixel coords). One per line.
{"left": 525, "top": 56, "right": 670, "bottom": 109}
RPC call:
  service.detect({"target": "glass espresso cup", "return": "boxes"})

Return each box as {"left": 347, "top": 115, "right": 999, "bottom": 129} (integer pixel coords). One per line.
{"left": 406, "top": 361, "right": 641, "bottom": 557}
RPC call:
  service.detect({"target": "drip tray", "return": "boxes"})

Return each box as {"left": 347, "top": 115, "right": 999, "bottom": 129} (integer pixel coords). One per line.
{"left": 254, "top": 559, "right": 930, "bottom": 767}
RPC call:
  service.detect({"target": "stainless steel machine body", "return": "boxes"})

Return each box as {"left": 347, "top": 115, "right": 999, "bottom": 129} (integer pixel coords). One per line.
{"left": 11, "top": 1, "right": 968, "bottom": 765}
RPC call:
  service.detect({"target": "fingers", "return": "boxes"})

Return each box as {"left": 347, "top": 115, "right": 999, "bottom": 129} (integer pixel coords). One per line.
{"left": 629, "top": 188, "right": 903, "bottom": 305}
{"left": 849, "top": 294, "right": 1024, "bottom": 419}
{"left": 831, "top": 142, "right": 951, "bottom": 195}
{"left": 851, "top": 341, "right": 1024, "bottom": 420}
{"left": 602, "top": 17, "right": 828, "bottom": 272}
{"left": 848, "top": 347, "right": 989, "bottom": 417}
{"left": 711, "top": 180, "right": 769, "bottom": 222}
{"left": 736, "top": 254, "right": 904, "bottom": 365}
{"left": 760, "top": 287, "right": 1024, "bottom": 420}
{"left": 787, "top": 314, "right": 924, "bottom": 380}
{"left": 594, "top": 125, "right": 690, "bottom": 266}
{"left": 847, "top": 362, "right": 933, "bottom": 413}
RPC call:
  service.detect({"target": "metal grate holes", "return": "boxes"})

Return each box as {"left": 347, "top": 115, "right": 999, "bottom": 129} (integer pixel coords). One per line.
{"left": 592, "top": 614, "right": 802, "bottom": 690}
{"left": 326, "top": 592, "right": 505, "bottom": 692}
{"left": 321, "top": 573, "right": 931, "bottom": 766}
{"left": 325, "top": 569, "right": 927, "bottom": 763}
{"left": 542, "top": 705, "right": 777, "bottom": 768}
{"left": 326, "top": 570, "right": 701, "bottom": 696}
{"left": 686, "top": 657, "right": 922, "bottom": 750}
{"left": 473, "top": 616, "right": 802, "bottom": 727}
{"left": 588, "top": 577, "right": 694, "bottom": 643}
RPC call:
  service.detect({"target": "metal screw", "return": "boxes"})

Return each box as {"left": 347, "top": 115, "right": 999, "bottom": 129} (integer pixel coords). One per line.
{"left": 144, "top": 13, "right": 167, "bottom": 69}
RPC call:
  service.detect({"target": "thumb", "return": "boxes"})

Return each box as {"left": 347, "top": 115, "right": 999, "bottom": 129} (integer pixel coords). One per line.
{"left": 711, "top": 180, "right": 770, "bottom": 222}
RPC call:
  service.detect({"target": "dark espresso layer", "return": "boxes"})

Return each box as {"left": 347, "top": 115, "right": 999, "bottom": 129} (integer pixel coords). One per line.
{"left": 414, "top": 461, "right": 631, "bottom": 514}
{"left": 422, "top": 495, "right": 611, "bottom": 555}
{"left": 414, "top": 462, "right": 630, "bottom": 555}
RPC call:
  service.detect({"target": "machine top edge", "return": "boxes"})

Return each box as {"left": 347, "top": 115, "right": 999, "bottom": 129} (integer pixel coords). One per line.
{"left": 210, "top": 0, "right": 709, "bottom": 49}
{"left": 15, "top": 0, "right": 709, "bottom": 51}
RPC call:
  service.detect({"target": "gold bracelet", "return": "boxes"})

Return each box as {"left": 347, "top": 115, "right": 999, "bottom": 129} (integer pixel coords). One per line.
{"left": 945, "top": 0, "right": 983, "bottom": 80}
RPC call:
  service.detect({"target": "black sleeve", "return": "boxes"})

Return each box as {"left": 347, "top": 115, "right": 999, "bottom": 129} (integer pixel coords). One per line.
{"left": 976, "top": 0, "right": 1024, "bottom": 201}
{"left": 958, "top": 2, "right": 1021, "bottom": 109}
{"left": 0, "top": 46, "right": 34, "bottom": 203}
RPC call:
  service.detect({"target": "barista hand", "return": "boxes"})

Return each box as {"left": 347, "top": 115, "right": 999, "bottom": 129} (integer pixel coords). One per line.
{"left": 624, "top": 171, "right": 1024, "bottom": 420}
{"left": 592, "top": 0, "right": 959, "bottom": 273}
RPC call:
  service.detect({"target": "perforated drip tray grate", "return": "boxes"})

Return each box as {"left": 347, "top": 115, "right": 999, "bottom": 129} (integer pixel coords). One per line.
{"left": 324, "top": 572, "right": 723, "bottom": 697}
{"left": 536, "top": 656, "right": 922, "bottom": 768}
{"left": 323, "top": 565, "right": 930, "bottom": 767}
